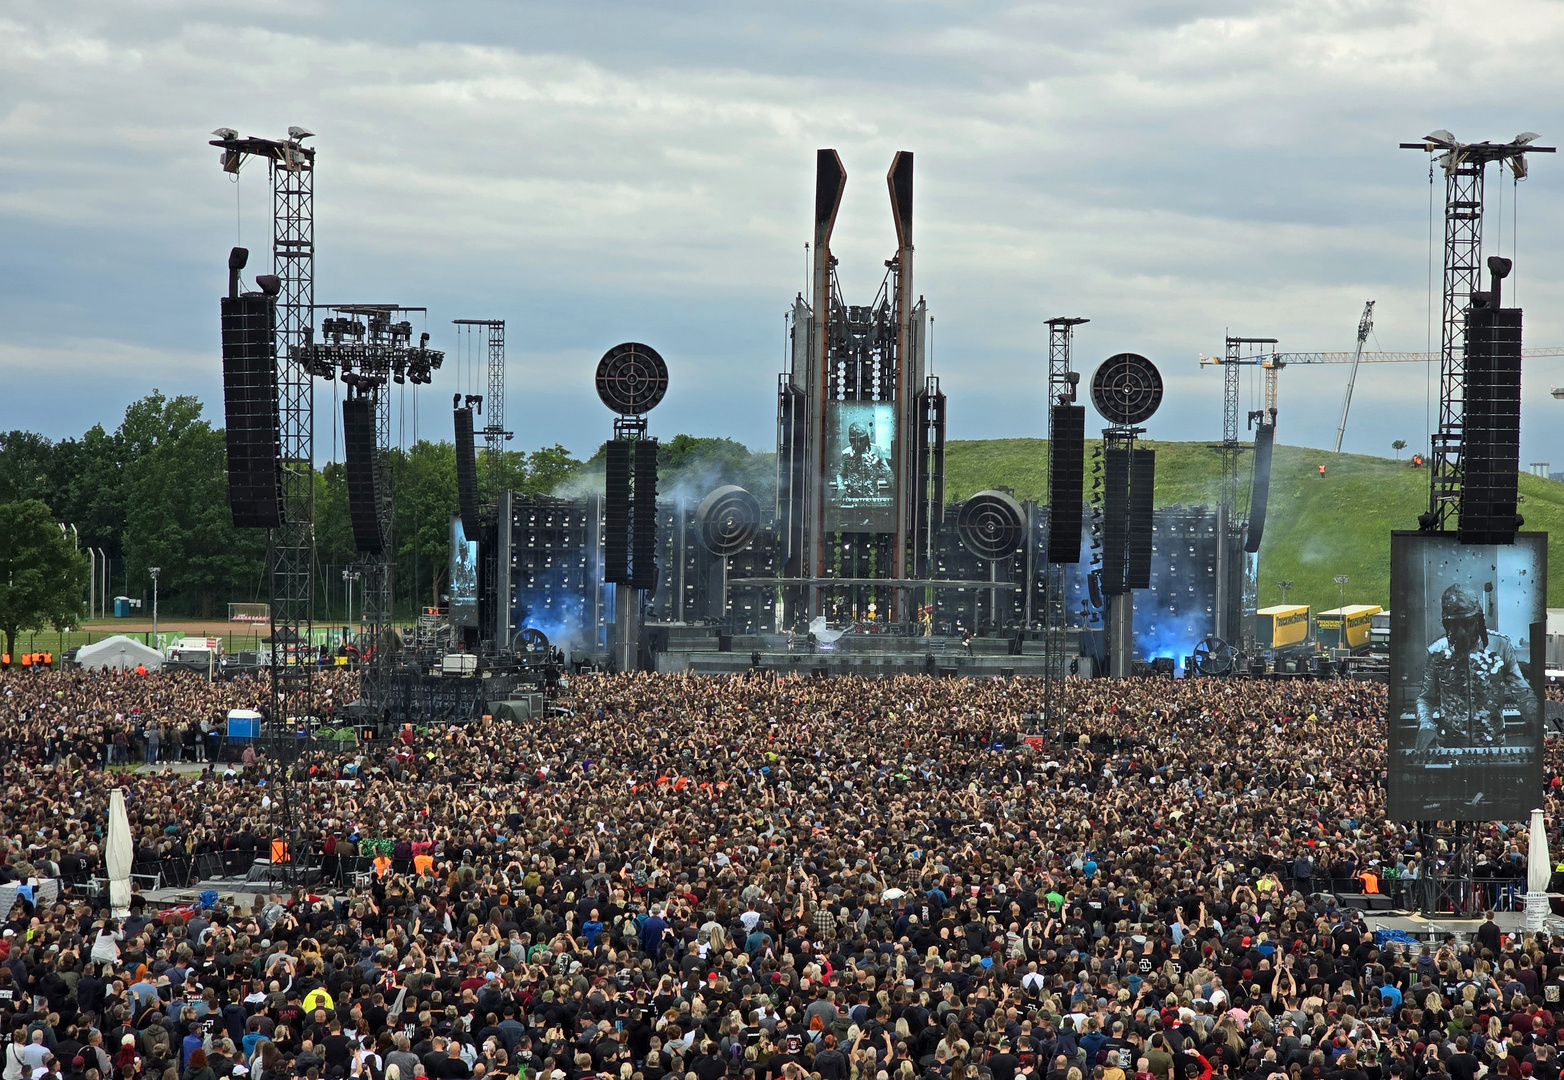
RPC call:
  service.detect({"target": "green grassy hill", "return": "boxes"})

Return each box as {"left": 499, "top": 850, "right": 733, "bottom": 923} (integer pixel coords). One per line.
{"left": 944, "top": 439, "right": 1564, "bottom": 614}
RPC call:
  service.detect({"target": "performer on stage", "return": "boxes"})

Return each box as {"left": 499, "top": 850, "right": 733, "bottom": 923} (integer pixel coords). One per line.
{"left": 1415, "top": 582, "right": 1535, "bottom": 749}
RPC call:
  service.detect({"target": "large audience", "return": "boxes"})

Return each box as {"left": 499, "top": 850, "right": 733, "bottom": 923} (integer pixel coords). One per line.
{"left": 2, "top": 667, "right": 1563, "bottom": 1080}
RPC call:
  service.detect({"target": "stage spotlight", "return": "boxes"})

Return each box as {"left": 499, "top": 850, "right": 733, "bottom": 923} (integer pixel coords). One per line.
{"left": 255, "top": 274, "right": 281, "bottom": 296}
{"left": 288, "top": 126, "right": 315, "bottom": 142}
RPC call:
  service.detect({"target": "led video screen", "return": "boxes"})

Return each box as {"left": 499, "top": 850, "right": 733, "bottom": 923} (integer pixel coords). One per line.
{"left": 449, "top": 514, "right": 480, "bottom": 629}
{"left": 826, "top": 402, "right": 896, "bottom": 532}
{"left": 1387, "top": 531, "right": 1545, "bottom": 821}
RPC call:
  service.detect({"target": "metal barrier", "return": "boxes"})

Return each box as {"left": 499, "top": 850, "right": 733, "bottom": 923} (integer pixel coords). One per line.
{"left": 1294, "top": 874, "right": 1523, "bottom": 915}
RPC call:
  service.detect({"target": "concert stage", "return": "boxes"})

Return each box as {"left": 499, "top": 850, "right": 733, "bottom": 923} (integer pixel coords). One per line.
{"left": 649, "top": 625, "right": 1074, "bottom": 678}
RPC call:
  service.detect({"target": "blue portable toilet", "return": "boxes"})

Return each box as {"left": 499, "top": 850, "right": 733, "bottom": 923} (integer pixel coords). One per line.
{"left": 226, "top": 709, "right": 262, "bottom": 740}
{"left": 113, "top": 596, "right": 132, "bottom": 618}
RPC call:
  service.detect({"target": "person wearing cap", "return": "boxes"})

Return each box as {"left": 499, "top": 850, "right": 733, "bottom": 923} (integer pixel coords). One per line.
{"left": 1415, "top": 582, "right": 1537, "bottom": 749}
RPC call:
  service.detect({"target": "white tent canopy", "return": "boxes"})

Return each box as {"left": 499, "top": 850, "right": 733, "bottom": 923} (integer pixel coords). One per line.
{"left": 76, "top": 635, "right": 162, "bottom": 671}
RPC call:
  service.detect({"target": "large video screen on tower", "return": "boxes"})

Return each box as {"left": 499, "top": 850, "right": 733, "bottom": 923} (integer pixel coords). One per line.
{"left": 449, "top": 514, "right": 479, "bottom": 629}
{"left": 826, "top": 402, "right": 896, "bottom": 532}
{"left": 1387, "top": 531, "right": 1545, "bottom": 821}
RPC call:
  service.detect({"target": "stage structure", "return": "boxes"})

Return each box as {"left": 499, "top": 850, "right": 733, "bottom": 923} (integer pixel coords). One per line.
{"left": 451, "top": 319, "right": 510, "bottom": 653}
{"left": 778, "top": 150, "right": 944, "bottom": 627}
{"left": 296, "top": 305, "right": 443, "bottom": 711}
{"left": 1381, "top": 130, "right": 1552, "bottom": 916}
{"left": 1400, "top": 132, "right": 1553, "bottom": 532}
{"left": 1202, "top": 335, "right": 1276, "bottom": 648}
{"left": 1042, "top": 317, "right": 1087, "bottom": 720}
{"left": 210, "top": 127, "right": 317, "bottom": 739}
{"left": 597, "top": 342, "right": 667, "bottom": 671}
{"left": 1089, "top": 353, "right": 1162, "bottom": 678}
{"left": 450, "top": 150, "right": 1252, "bottom": 680}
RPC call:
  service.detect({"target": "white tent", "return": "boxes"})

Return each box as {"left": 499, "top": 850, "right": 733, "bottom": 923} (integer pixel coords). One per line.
{"left": 107, "top": 788, "right": 133, "bottom": 918}
{"left": 1527, "top": 807, "right": 1552, "bottom": 931}
{"left": 76, "top": 635, "right": 162, "bottom": 671}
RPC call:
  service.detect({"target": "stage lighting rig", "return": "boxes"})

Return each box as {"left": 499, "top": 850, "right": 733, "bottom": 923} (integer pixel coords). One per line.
{"left": 300, "top": 305, "right": 443, "bottom": 386}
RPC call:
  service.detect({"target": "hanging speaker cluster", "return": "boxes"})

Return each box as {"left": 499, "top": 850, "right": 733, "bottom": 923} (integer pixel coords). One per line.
{"left": 631, "top": 442, "right": 660, "bottom": 592}
{"left": 220, "top": 291, "right": 284, "bottom": 529}
{"left": 696, "top": 485, "right": 760, "bottom": 557}
{"left": 453, "top": 405, "right": 480, "bottom": 538}
{"left": 342, "top": 397, "right": 384, "bottom": 554}
{"left": 596, "top": 342, "right": 669, "bottom": 416}
{"left": 957, "top": 490, "right": 1025, "bottom": 560}
{"left": 1091, "top": 353, "right": 1163, "bottom": 426}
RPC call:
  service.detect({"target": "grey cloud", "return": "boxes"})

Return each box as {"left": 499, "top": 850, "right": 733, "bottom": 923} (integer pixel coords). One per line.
{"left": 0, "top": 0, "right": 1561, "bottom": 468}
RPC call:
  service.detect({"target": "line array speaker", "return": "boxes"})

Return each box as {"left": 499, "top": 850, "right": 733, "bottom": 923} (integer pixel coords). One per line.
{"left": 220, "top": 294, "right": 284, "bottom": 529}
{"left": 1101, "top": 447, "right": 1129, "bottom": 595}
{"left": 1245, "top": 423, "right": 1275, "bottom": 554}
{"left": 1127, "top": 448, "right": 1155, "bottom": 590}
{"left": 1460, "top": 305, "right": 1523, "bottom": 544}
{"left": 778, "top": 386, "right": 807, "bottom": 569}
{"left": 1047, "top": 404, "right": 1085, "bottom": 563}
{"left": 632, "top": 440, "right": 660, "bottom": 591}
{"left": 453, "top": 406, "right": 481, "bottom": 538}
{"left": 342, "top": 397, "right": 383, "bottom": 554}
{"left": 604, "top": 440, "right": 631, "bottom": 585}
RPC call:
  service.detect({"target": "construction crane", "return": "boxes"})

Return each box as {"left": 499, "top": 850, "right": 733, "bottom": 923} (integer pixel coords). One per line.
{"left": 1229, "top": 346, "right": 1564, "bottom": 364}
{"left": 1207, "top": 334, "right": 1564, "bottom": 448}
{"left": 1335, "top": 301, "right": 1374, "bottom": 452}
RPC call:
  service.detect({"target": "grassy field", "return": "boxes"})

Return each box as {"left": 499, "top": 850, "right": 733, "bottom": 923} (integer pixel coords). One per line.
{"left": 5, "top": 622, "right": 272, "bottom": 663}
{"left": 945, "top": 438, "right": 1564, "bottom": 614}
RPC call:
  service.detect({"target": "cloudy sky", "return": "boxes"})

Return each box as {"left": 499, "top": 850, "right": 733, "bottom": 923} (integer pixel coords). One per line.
{"left": 4, "top": 0, "right": 1563, "bottom": 466}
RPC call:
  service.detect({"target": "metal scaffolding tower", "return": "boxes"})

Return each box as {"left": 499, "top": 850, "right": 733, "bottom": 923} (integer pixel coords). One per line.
{"left": 453, "top": 319, "right": 510, "bottom": 499}
{"left": 1042, "top": 317, "right": 1086, "bottom": 721}
{"left": 300, "top": 306, "right": 442, "bottom": 713}
{"left": 452, "top": 319, "right": 508, "bottom": 654}
{"left": 1400, "top": 131, "right": 1553, "bottom": 530}
{"left": 211, "top": 127, "right": 317, "bottom": 733}
{"left": 1208, "top": 335, "right": 1275, "bottom": 646}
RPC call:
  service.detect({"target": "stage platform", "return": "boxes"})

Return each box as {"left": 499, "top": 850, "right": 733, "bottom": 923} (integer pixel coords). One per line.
{"left": 653, "top": 628, "right": 1067, "bottom": 677}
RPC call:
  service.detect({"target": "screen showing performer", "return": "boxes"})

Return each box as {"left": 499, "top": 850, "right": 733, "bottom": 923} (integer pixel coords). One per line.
{"left": 825, "top": 402, "right": 896, "bottom": 532}
{"left": 449, "top": 514, "right": 479, "bottom": 628}
{"left": 1387, "top": 531, "right": 1545, "bottom": 820}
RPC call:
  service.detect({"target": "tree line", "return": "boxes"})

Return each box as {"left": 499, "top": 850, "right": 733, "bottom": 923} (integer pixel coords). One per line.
{"left": 0, "top": 391, "right": 774, "bottom": 649}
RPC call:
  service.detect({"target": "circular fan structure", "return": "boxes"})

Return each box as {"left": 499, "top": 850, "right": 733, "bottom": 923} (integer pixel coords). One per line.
{"left": 1192, "top": 635, "right": 1236, "bottom": 677}
{"left": 1090, "top": 352, "right": 1163, "bottom": 426}
{"left": 512, "top": 627, "right": 551, "bottom": 656}
{"left": 696, "top": 485, "right": 760, "bottom": 557}
{"left": 595, "top": 342, "right": 669, "bottom": 415}
{"left": 957, "top": 490, "right": 1025, "bottom": 560}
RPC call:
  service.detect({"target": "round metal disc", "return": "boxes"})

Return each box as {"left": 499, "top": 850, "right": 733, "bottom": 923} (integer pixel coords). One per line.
{"left": 1090, "top": 352, "right": 1163, "bottom": 425}
{"left": 695, "top": 485, "right": 760, "bottom": 557}
{"left": 514, "top": 627, "right": 550, "bottom": 654}
{"left": 595, "top": 342, "right": 669, "bottom": 415}
{"left": 956, "top": 490, "right": 1025, "bottom": 560}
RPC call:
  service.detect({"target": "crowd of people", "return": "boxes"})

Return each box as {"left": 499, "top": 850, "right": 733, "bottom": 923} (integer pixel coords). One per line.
{"left": 2, "top": 667, "right": 1564, "bottom": 1080}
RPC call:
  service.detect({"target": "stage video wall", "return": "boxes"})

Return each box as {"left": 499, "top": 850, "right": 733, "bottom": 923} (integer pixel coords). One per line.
{"left": 826, "top": 402, "right": 896, "bottom": 532}
{"left": 449, "top": 515, "right": 479, "bottom": 629}
{"left": 1387, "top": 531, "right": 1545, "bottom": 821}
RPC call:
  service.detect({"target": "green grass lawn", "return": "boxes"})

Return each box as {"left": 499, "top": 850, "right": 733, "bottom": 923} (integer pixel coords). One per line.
{"left": 6, "top": 628, "right": 270, "bottom": 664}
{"left": 945, "top": 438, "right": 1564, "bottom": 614}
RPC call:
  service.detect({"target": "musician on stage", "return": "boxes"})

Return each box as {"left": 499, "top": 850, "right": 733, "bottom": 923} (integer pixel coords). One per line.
{"left": 1414, "top": 582, "right": 1537, "bottom": 749}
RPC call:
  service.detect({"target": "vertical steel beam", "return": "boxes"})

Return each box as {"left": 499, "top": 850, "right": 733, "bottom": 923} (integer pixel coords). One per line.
{"left": 807, "top": 150, "right": 847, "bottom": 617}
{"left": 269, "top": 138, "right": 314, "bottom": 730}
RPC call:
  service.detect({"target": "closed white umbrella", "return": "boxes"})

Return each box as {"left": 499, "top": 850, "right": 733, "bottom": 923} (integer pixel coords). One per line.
{"left": 1526, "top": 808, "right": 1551, "bottom": 931}
{"left": 107, "top": 788, "right": 133, "bottom": 918}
